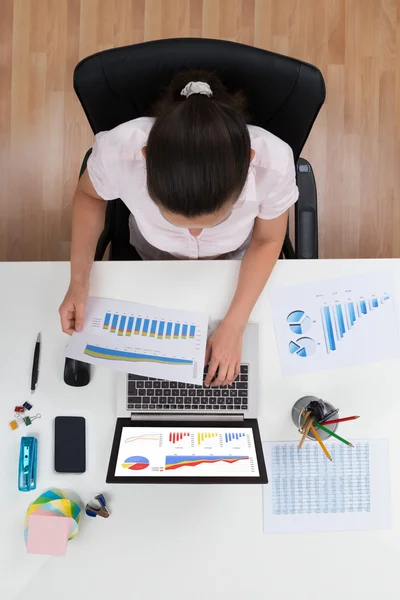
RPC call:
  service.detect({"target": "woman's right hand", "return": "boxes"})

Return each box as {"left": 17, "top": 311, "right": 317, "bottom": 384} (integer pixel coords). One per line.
{"left": 59, "top": 281, "right": 89, "bottom": 335}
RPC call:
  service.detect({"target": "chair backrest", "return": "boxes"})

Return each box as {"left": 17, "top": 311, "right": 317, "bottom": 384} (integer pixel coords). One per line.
{"left": 74, "top": 38, "right": 325, "bottom": 161}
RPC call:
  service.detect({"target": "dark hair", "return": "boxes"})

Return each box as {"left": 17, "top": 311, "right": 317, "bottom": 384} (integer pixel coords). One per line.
{"left": 146, "top": 70, "right": 251, "bottom": 218}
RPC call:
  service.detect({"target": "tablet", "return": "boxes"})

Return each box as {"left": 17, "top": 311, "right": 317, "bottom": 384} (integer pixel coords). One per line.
{"left": 106, "top": 419, "right": 268, "bottom": 484}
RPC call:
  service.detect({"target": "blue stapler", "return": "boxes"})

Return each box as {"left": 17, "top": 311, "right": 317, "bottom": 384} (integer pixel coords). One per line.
{"left": 18, "top": 437, "right": 38, "bottom": 492}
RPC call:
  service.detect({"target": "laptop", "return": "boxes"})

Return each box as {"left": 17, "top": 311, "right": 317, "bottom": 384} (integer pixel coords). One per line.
{"left": 106, "top": 322, "right": 267, "bottom": 484}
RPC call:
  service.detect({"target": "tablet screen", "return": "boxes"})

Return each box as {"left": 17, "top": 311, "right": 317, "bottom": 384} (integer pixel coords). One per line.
{"left": 112, "top": 425, "right": 261, "bottom": 478}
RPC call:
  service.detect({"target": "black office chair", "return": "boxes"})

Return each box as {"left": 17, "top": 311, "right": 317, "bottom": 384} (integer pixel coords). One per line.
{"left": 74, "top": 38, "right": 326, "bottom": 261}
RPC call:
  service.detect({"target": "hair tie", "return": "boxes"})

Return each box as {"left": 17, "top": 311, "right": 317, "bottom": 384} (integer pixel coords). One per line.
{"left": 180, "top": 81, "right": 213, "bottom": 99}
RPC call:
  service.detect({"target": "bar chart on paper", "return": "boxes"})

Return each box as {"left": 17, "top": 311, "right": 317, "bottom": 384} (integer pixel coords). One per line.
{"left": 101, "top": 312, "right": 197, "bottom": 341}
{"left": 66, "top": 297, "right": 209, "bottom": 385}
{"left": 271, "top": 274, "right": 400, "bottom": 375}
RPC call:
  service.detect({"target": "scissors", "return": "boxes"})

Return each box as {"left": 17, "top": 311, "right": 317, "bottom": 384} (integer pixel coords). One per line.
{"left": 85, "top": 493, "right": 110, "bottom": 518}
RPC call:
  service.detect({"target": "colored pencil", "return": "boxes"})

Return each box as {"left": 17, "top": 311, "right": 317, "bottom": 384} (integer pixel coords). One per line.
{"left": 298, "top": 411, "right": 314, "bottom": 450}
{"left": 321, "top": 416, "right": 359, "bottom": 426}
{"left": 310, "top": 423, "right": 332, "bottom": 461}
{"left": 314, "top": 421, "right": 354, "bottom": 447}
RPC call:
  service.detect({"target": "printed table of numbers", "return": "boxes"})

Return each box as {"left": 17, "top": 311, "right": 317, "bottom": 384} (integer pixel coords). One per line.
{"left": 271, "top": 441, "right": 371, "bottom": 515}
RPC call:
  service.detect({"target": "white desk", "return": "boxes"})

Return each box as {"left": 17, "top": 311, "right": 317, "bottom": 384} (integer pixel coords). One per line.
{"left": 1, "top": 260, "right": 400, "bottom": 600}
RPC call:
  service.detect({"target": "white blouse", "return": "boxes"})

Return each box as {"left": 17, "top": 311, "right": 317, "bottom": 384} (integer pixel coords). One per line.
{"left": 87, "top": 117, "right": 298, "bottom": 260}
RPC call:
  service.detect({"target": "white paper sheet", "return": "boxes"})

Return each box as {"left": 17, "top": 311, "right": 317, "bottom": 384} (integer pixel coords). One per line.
{"left": 66, "top": 297, "right": 209, "bottom": 384}
{"left": 270, "top": 273, "right": 400, "bottom": 375}
{"left": 114, "top": 426, "right": 260, "bottom": 477}
{"left": 263, "top": 440, "right": 391, "bottom": 533}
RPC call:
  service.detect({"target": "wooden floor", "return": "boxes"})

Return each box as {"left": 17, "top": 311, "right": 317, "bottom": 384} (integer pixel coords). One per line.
{"left": 1, "top": 0, "right": 399, "bottom": 261}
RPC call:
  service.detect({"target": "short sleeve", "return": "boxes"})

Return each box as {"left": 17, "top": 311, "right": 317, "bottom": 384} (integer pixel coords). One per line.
{"left": 258, "top": 146, "right": 299, "bottom": 220}
{"left": 87, "top": 131, "right": 120, "bottom": 200}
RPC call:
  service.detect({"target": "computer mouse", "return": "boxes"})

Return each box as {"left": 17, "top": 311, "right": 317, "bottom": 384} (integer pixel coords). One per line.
{"left": 64, "top": 357, "right": 91, "bottom": 387}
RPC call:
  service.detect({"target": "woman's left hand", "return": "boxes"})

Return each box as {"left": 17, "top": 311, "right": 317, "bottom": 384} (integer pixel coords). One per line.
{"left": 204, "top": 319, "right": 244, "bottom": 387}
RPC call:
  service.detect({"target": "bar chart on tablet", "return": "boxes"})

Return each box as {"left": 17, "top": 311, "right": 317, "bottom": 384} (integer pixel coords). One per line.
{"left": 271, "top": 274, "right": 400, "bottom": 375}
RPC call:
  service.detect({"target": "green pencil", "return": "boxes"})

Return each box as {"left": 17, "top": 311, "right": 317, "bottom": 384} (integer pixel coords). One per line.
{"left": 313, "top": 421, "right": 354, "bottom": 447}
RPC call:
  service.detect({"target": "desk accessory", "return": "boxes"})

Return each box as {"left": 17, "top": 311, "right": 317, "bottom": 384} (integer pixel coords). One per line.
{"left": 85, "top": 493, "right": 110, "bottom": 518}
{"left": 309, "top": 423, "right": 332, "bottom": 461}
{"left": 314, "top": 420, "right": 354, "bottom": 446}
{"left": 293, "top": 396, "right": 339, "bottom": 440}
{"left": 31, "top": 332, "right": 41, "bottom": 393}
{"left": 23, "top": 413, "right": 41, "bottom": 426}
{"left": 319, "top": 407, "right": 339, "bottom": 423}
{"left": 9, "top": 402, "right": 37, "bottom": 431}
{"left": 294, "top": 396, "right": 358, "bottom": 461}
{"left": 24, "top": 489, "right": 81, "bottom": 555}
{"left": 18, "top": 437, "right": 38, "bottom": 491}
{"left": 322, "top": 415, "right": 359, "bottom": 425}
{"left": 297, "top": 411, "right": 313, "bottom": 450}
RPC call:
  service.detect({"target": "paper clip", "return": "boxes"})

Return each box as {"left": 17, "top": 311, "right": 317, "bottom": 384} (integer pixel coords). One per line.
{"left": 18, "top": 437, "right": 38, "bottom": 492}
{"left": 85, "top": 494, "right": 110, "bottom": 518}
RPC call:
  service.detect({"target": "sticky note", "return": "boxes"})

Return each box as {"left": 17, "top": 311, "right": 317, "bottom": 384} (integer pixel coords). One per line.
{"left": 26, "top": 514, "right": 71, "bottom": 556}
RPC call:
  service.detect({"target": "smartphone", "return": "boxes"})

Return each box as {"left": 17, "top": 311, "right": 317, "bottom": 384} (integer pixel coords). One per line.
{"left": 54, "top": 416, "right": 86, "bottom": 473}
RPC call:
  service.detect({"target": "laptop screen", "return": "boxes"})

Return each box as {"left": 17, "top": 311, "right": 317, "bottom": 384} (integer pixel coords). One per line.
{"left": 107, "top": 419, "right": 267, "bottom": 484}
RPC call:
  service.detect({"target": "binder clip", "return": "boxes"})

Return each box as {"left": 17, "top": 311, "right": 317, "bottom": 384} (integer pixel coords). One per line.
{"left": 85, "top": 494, "right": 110, "bottom": 518}
{"left": 23, "top": 413, "right": 41, "bottom": 427}
{"left": 18, "top": 437, "right": 38, "bottom": 492}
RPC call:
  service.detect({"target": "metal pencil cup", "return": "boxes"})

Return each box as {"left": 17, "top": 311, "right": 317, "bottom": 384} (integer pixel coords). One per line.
{"left": 292, "top": 396, "right": 339, "bottom": 441}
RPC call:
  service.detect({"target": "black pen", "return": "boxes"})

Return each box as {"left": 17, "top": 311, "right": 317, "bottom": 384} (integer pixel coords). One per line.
{"left": 31, "top": 333, "right": 41, "bottom": 393}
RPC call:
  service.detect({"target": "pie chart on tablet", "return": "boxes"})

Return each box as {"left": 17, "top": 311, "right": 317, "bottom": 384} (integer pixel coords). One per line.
{"left": 122, "top": 456, "right": 150, "bottom": 470}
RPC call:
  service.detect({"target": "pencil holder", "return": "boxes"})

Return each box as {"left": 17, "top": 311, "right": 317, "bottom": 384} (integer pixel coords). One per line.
{"left": 292, "top": 396, "right": 339, "bottom": 441}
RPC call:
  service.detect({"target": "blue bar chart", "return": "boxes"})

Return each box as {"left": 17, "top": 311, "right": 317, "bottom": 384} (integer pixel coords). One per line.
{"left": 67, "top": 297, "right": 209, "bottom": 386}
{"left": 225, "top": 432, "right": 246, "bottom": 442}
{"left": 321, "top": 294, "right": 391, "bottom": 353}
{"left": 103, "top": 313, "right": 111, "bottom": 330}
{"left": 271, "top": 274, "right": 399, "bottom": 376}
{"left": 101, "top": 312, "right": 196, "bottom": 341}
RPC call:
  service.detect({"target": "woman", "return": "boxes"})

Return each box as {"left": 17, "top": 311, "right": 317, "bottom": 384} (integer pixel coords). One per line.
{"left": 59, "top": 70, "right": 298, "bottom": 387}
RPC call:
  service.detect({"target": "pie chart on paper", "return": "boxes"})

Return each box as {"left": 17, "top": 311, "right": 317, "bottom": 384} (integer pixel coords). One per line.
{"left": 122, "top": 456, "right": 150, "bottom": 471}
{"left": 286, "top": 310, "right": 312, "bottom": 335}
{"left": 288, "top": 337, "right": 317, "bottom": 358}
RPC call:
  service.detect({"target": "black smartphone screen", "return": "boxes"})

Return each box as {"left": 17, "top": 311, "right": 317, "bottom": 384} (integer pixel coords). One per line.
{"left": 54, "top": 416, "right": 86, "bottom": 473}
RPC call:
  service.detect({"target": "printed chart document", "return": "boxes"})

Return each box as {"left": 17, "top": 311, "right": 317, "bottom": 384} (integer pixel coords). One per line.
{"left": 66, "top": 297, "right": 209, "bottom": 384}
{"left": 114, "top": 426, "right": 260, "bottom": 478}
{"left": 263, "top": 440, "right": 391, "bottom": 533}
{"left": 270, "top": 273, "right": 400, "bottom": 375}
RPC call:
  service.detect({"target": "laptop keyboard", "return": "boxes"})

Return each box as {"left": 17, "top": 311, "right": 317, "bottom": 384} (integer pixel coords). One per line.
{"left": 127, "top": 364, "right": 249, "bottom": 412}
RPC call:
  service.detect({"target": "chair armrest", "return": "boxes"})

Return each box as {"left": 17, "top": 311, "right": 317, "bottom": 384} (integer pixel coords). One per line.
{"left": 78, "top": 148, "right": 111, "bottom": 261}
{"left": 295, "top": 158, "right": 318, "bottom": 259}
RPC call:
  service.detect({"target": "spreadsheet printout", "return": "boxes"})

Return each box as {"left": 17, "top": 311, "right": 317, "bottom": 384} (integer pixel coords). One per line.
{"left": 263, "top": 440, "right": 391, "bottom": 533}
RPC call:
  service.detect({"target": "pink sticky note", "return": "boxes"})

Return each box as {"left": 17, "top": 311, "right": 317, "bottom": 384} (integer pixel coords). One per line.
{"left": 26, "top": 514, "right": 71, "bottom": 556}
{"left": 30, "top": 510, "right": 76, "bottom": 536}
